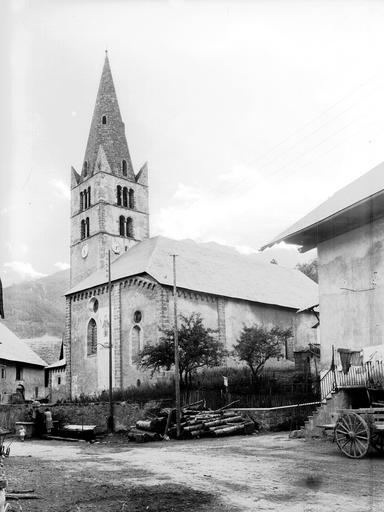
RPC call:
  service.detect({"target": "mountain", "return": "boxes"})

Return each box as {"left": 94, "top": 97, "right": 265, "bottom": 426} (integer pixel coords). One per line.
{"left": 3, "top": 269, "right": 69, "bottom": 339}
{"left": 1, "top": 242, "right": 312, "bottom": 340}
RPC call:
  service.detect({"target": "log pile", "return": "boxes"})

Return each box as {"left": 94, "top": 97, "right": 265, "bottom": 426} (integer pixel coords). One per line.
{"left": 127, "top": 401, "right": 257, "bottom": 443}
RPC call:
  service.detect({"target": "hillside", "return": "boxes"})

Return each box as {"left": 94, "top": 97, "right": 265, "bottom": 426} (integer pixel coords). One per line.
{"left": 3, "top": 269, "right": 69, "bottom": 339}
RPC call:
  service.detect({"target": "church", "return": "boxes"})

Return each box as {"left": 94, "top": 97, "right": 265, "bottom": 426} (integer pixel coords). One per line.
{"left": 64, "top": 54, "right": 318, "bottom": 398}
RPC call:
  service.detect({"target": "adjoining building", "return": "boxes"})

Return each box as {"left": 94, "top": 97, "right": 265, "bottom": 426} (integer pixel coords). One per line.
{"left": 0, "top": 322, "right": 47, "bottom": 401}
{"left": 262, "top": 162, "right": 384, "bottom": 371}
{"left": 64, "top": 54, "right": 319, "bottom": 399}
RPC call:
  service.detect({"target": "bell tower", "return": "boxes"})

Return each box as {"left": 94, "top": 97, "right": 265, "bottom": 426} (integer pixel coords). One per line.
{"left": 70, "top": 53, "right": 149, "bottom": 288}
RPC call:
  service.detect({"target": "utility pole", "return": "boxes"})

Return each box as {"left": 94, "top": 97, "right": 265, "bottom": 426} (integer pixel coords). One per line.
{"left": 172, "top": 254, "right": 182, "bottom": 437}
{"left": 108, "top": 250, "right": 114, "bottom": 432}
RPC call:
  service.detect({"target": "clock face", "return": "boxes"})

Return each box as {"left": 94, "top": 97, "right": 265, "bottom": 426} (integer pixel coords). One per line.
{"left": 112, "top": 242, "right": 120, "bottom": 254}
{"left": 81, "top": 244, "right": 88, "bottom": 258}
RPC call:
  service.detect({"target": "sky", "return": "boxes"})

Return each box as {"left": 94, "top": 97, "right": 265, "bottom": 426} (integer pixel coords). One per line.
{"left": 2, "top": 0, "right": 384, "bottom": 285}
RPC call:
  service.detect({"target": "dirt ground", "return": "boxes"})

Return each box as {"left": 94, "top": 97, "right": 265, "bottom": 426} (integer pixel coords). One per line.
{"left": 2, "top": 432, "right": 384, "bottom": 511}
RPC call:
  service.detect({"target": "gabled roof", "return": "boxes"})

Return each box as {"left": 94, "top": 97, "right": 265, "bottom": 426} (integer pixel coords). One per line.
{"left": 67, "top": 236, "right": 318, "bottom": 311}
{"left": 261, "top": 161, "right": 384, "bottom": 252}
{"left": 46, "top": 358, "right": 66, "bottom": 370}
{"left": 0, "top": 322, "right": 47, "bottom": 367}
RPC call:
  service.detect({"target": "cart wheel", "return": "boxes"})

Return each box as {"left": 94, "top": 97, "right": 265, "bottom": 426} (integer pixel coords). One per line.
{"left": 371, "top": 431, "right": 384, "bottom": 453}
{"left": 335, "top": 412, "right": 370, "bottom": 459}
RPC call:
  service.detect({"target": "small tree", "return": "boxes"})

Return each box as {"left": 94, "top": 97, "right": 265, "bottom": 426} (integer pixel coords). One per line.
{"left": 296, "top": 259, "right": 318, "bottom": 283}
{"left": 233, "top": 324, "right": 293, "bottom": 380}
{"left": 136, "top": 313, "right": 227, "bottom": 389}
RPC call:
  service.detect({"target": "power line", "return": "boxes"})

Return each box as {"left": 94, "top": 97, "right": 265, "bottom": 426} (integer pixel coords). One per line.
{"left": 242, "top": 76, "right": 382, "bottom": 169}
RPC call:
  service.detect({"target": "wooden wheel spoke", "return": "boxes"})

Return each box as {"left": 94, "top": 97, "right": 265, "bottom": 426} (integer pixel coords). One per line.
{"left": 354, "top": 428, "right": 368, "bottom": 436}
{"left": 336, "top": 412, "right": 370, "bottom": 458}
{"left": 354, "top": 438, "right": 366, "bottom": 453}
{"left": 336, "top": 424, "right": 350, "bottom": 435}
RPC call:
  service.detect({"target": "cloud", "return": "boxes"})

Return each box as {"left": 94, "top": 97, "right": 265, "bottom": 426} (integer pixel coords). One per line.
{"left": 151, "top": 160, "right": 338, "bottom": 253}
{"left": 54, "top": 262, "right": 70, "bottom": 271}
{"left": 52, "top": 179, "right": 70, "bottom": 200}
{"left": 153, "top": 163, "right": 310, "bottom": 249}
{"left": 3, "top": 261, "right": 47, "bottom": 280}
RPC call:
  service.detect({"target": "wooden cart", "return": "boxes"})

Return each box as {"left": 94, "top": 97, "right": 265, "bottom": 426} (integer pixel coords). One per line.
{"left": 334, "top": 408, "right": 384, "bottom": 458}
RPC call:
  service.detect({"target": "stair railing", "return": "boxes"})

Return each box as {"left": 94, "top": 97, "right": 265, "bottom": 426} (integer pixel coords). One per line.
{"left": 320, "top": 368, "right": 337, "bottom": 401}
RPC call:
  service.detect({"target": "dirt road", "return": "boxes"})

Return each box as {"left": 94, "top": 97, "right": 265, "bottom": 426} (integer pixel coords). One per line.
{"left": 4, "top": 433, "right": 384, "bottom": 511}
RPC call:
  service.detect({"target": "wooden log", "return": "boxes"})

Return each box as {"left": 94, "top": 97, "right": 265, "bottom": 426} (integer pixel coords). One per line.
{"left": 204, "top": 419, "right": 228, "bottom": 428}
{"left": 6, "top": 494, "right": 40, "bottom": 500}
{"left": 214, "top": 400, "right": 240, "bottom": 412}
{"left": 183, "top": 423, "right": 203, "bottom": 432}
{"left": 164, "top": 408, "right": 175, "bottom": 437}
{"left": 43, "top": 435, "right": 85, "bottom": 442}
{"left": 214, "top": 424, "right": 245, "bottom": 436}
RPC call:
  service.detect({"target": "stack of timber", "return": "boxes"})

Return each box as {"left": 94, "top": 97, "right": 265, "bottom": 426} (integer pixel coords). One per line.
{"left": 128, "top": 400, "right": 256, "bottom": 443}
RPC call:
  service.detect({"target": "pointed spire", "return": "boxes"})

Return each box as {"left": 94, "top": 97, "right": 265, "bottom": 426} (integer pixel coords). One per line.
{"left": 82, "top": 53, "right": 134, "bottom": 180}
{"left": 136, "top": 162, "right": 148, "bottom": 186}
{"left": 71, "top": 166, "right": 81, "bottom": 188}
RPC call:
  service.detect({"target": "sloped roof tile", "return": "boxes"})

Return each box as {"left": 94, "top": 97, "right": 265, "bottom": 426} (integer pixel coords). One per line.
{"left": 0, "top": 322, "right": 47, "bottom": 367}
{"left": 67, "top": 236, "right": 318, "bottom": 311}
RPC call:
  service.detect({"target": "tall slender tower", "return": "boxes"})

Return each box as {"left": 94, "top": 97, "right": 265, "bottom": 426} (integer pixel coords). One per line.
{"left": 70, "top": 53, "right": 149, "bottom": 287}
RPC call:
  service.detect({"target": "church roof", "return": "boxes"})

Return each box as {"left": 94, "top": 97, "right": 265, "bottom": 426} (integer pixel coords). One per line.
{"left": 0, "top": 322, "right": 47, "bottom": 367}
{"left": 81, "top": 53, "right": 135, "bottom": 180}
{"left": 67, "top": 236, "right": 318, "bottom": 311}
{"left": 261, "top": 161, "right": 384, "bottom": 252}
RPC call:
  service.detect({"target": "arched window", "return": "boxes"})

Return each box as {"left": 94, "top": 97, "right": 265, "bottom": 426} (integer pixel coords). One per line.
{"left": 81, "top": 219, "right": 85, "bottom": 240}
{"left": 123, "top": 187, "right": 128, "bottom": 208}
{"left": 88, "top": 186, "right": 91, "bottom": 207}
{"left": 102, "top": 115, "right": 107, "bottom": 125}
{"left": 86, "top": 217, "right": 90, "bottom": 238}
{"left": 126, "top": 217, "right": 134, "bottom": 238}
{"left": 87, "top": 319, "right": 97, "bottom": 356}
{"left": 80, "top": 191, "right": 84, "bottom": 211}
{"left": 83, "top": 189, "right": 87, "bottom": 209}
{"left": 83, "top": 161, "right": 88, "bottom": 177}
{"left": 131, "top": 325, "right": 141, "bottom": 363}
{"left": 122, "top": 159, "right": 127, "bottom": 177}
{"left": 128, "top": 189, "right": 134, "bottom": 209}
{"left": 119, "top": 215, "right": 125, "bottom": 236}
{"left": 117, "top": 185, "right": 122, "bottom": 206}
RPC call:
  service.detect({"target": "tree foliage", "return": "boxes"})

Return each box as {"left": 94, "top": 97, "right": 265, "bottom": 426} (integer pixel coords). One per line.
{"left": 233, "top": 324, "right": 293, "bottom": 378}
{"left": 296, "top": 259, "right": 318, "bottom": 283}
{"left": 136, "top": 313, "right": 227, "bottom": 387}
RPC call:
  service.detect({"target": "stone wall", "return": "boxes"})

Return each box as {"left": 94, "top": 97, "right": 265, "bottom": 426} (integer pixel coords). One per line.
{"left": 0, "top": 400, "right": 317, "bottom": 434}
{"left": 232, "top": 402, "right": 320, "bottom": 431}
{"left": 0, "top": 401, "right": 158, "bottom": 434}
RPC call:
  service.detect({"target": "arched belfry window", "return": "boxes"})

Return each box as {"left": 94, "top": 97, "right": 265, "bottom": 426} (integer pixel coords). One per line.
{"left": 86, "top": 217, "right": 90, "bottom": 238}
{"left": 119, "top": 215, "right": 125, "bottom": 236}
{"left": 80, "top": 191, "right": 84, "bottom": 211}
{"left": 131, "top": 325, "right": 141, "bottom": 364}
{"left": 126, "top": 217, "right": 134, "bottom": 238}
{"left": 129, "top": 189, "right": 134, "bottom": 209}
{"left": 83, "top": 189, "right": 88, "bottom": 209}
{"left": 87, "top": 186, "right": 91, "bottom": 207}
{"left": 102, "top": 115, "right": 107, "bottom": 125}
{"left": 83, "top": 161, "right": 88, "bottom": 177}
{"left": 122, "top": 159, "right": 127, "bottom": 177}
{"left": 87, "top": 319, "right": 97, "bottom": 356}
{"left": 123, "top": 187, "right": 128, "bottom": 208}
{"left": 117, "top": 186, "right": 122, "bottom": 206}
{"left": 81, "top": 219, "right": 85, "bottom": 240}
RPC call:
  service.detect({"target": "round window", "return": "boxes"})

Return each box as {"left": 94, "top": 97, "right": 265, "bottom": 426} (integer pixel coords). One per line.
{"left": 88, "top": 297, "right": 99, "bottom": 313}
{"left": 133, "top": 310, "right": 142, "bottom": 323}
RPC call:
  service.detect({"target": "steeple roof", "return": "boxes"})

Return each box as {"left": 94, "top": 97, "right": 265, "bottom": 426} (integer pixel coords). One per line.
{"left": 82, "top": 53, "right": 134, "bottom": 180}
